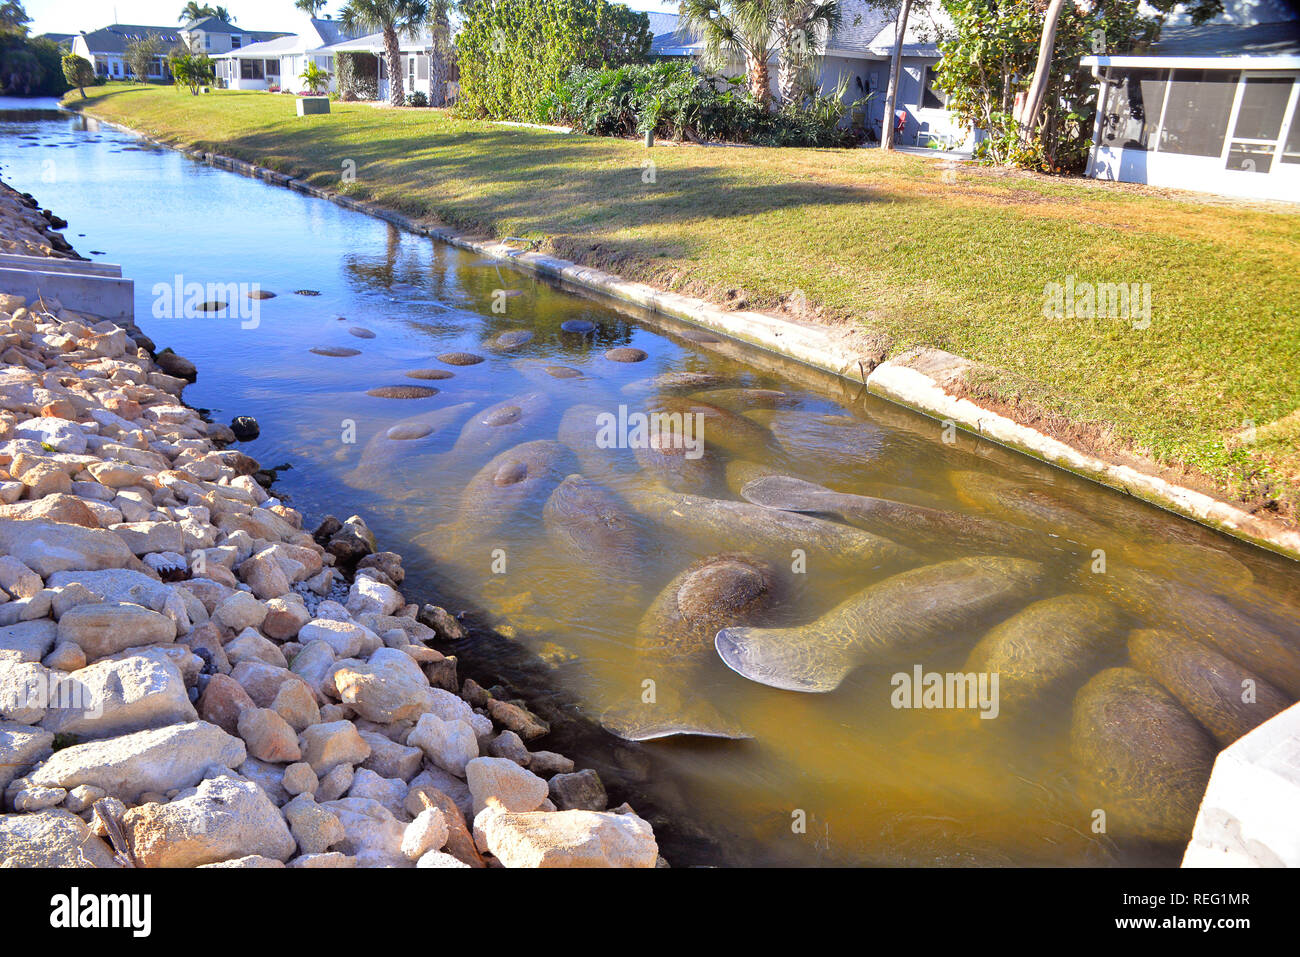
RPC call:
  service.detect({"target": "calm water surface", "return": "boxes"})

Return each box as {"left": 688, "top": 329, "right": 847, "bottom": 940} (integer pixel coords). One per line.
{"left": 3, "top": 99, "right": 1298, "bottom": 866}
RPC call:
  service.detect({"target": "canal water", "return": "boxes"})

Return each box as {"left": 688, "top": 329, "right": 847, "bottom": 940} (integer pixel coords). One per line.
{"left": 3, "top": 98, "right": 1297, "bottom": 866}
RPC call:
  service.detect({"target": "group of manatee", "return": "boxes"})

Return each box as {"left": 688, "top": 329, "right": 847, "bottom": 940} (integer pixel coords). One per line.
{"left": 347, "top": 365, "right": 1299, "bottom": 849}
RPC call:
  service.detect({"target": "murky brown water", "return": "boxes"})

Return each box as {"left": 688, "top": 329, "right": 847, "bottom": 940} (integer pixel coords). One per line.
{"left": 5, "top": 103, "right": 1298, "bottom": 866}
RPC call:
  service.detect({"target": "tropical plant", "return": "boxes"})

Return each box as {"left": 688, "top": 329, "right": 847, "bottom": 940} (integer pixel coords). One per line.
{"left": 678, "top": 0, "right": 777, "bottom": 108}
{"left": 170, "top": 51, "right": 214, "bottom": 93}
{"left": 296, "top": 0, "right": 330, "bottom": 14}
{"left": 212, "top": 5, "right": 235, "bottom": 21}
{"left": 0, "top": 0, "right": 27, "bottom": 32}
{"left": 771, "top": 0, "right": 841, "bottom": 105}
{"left": 62, "top": 52, "right": 95, "bottom": 97}
{"left": 178, "top": 2, "right": 212, "bottom": 22}
{"left": 456, "top": 0, "right": 651, "bottom": 122}
{"left": 406, "top": 89, "right": 428, "bottom": 106}
{"left": 340, "top": 0, "right": 430, "bottom": 107}
{"left": 125, "top": 34, "right": 166, "bottom": 82}
{"left": 0, "top": 2, "right": 66, "bottom": 95}
{"left": 300, "top": 60, "right": 329, "bottom": 93}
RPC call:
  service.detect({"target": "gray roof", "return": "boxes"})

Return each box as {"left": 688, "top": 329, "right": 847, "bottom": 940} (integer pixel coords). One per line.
{"left": 1152, "top": 20, "right": 1300, "bottom": 57}
{"left": 828, "top": 0, "right": 896, "bottom": 55}
{"left": 76, "top": 25, "right": 185, "bottom": 53}
{"left": 182, "top": 16, "right": 283, "bottom": 40}
{"left": 646, "top": 11, "right": 696, "bottom": 56}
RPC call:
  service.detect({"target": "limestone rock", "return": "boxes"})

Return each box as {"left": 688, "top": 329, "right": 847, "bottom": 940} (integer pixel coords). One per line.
{"left": 0, "top": 808, "right": 119, "bottom": 868}
{"left": 466, "top": 757, "right": 550, "bottom": 816}
{"left": 39, "top": 653, "right": 196, "bottom": 740}
{"left": 481, "top": 808, "right": 658, "bottom": 868}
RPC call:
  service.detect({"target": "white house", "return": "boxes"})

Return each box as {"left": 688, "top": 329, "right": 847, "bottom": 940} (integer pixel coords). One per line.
{"left": 1081, "top": 8, "right": 1300, "bottom": 202}
{"left": 70, "top": 16, "right": 287, "bottom": 81}
{"left": 313, "top": 31, "right": 442, "bottom": 103}
{"left": 210, "top": 16, "right": 362, "bottom": 92}
{"left": 645, "top": 2, "right": 972, "bottom": 148}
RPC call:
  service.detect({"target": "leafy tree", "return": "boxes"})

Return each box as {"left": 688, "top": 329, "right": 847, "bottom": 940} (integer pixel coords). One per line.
{"left": 62, "top": 52, "right": 95, "bottom": 97}
{"left": 457, "top": 0, "right": 651, "bottom": 121}
{"left": 300, "top": 59, "right": 329, "bottom": 93}
{"left": 212, "top": 5, "right": 236, "bottom": 21}
{"left": 170, "top": 51, "right": 214, "bottom": 93}
{"left": 0, "top": 0, "right": 28, "bottom": 32}
{"left": 125, "top": 34, "right": 166, "bottom": 82}
{"left": 340, "top": 0, "right": 430, "bottom": 107}
{"left": 0, "top": 2, "right": 68, "bottom": 95}
{"left": 296, "top": 0, "right": 330, "bottom": 14}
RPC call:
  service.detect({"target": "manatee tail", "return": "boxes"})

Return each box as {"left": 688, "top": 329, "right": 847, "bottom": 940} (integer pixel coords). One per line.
{"left": 600, "top": 693, "right": 752, "bottom": 742}
{"left": 715, "top": 625, "right": 858, "bottom": 693}
{"left": 740, "top": 474, "right": 835, "bottom": 513}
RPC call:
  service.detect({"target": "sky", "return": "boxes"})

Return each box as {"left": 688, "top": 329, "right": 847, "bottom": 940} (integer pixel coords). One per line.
{"left": 25, "top": 0, "right": 682, "bottom": 37}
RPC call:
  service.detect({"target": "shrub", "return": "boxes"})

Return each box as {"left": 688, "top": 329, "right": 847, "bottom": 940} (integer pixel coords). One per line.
{"left": 406, "top": 90, "right": 428, "bottom": 107}
{"left": 550, "top": 62, "right": 868, "bottom": 148}
{"left": 61, "top": 53, "right": 95, "bottom": 98}
{"left": 456, "top": 0, "right": 651, "bottom": 123}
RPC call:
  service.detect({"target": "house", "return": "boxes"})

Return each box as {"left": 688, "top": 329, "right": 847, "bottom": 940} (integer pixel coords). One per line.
{"left": 644, "top": 2, "right": 972, "bottom": 148}
{"left": 1081, "top": 7, "right": 1300, "bottom": 202}
{"left": 70, "top": 17, "right": 287, "bottom": 82}
{"left": 313, "top": 30, "right": 444, "bottom": 103}
{"left": 210, "top": 17, "right": 362, "bottom": 93}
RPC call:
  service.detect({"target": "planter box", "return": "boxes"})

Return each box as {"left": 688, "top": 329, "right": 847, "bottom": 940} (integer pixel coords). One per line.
{"left": 296, "top": 96, "right": 330, "bottom": 116}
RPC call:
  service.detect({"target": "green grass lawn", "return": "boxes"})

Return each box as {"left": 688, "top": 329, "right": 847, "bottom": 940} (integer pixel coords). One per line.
{"left": 65, "top": 83, "right": 1300, "bottom": 518}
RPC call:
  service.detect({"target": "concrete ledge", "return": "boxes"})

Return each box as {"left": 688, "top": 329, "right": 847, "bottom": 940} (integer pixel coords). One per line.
{"left": 78, "top": 113, "right": 1300, "bottom": 561}
{"left": 1183, "top": 702, "right": 1300, "bottom": 867}
{"left": 0, "top": 253, "right": 121, "bottom": 277}
{"left": 0, "top": 267, "right": 133, "bottom": 322}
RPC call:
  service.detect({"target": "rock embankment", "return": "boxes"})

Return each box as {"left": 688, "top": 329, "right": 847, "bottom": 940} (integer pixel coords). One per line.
{"left": 0, "top": 195, "right": 660, "bottom": 868}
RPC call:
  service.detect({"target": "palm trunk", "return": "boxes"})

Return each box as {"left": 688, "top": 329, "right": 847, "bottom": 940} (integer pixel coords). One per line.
{"left": 1017, "top": 0, "right": 1066, "bottom": 146}
{"left": 776, "top": 17, "right": 799, "bottom": 105}
{"left": 384, "top": 26, "right": 404, "bottom": 107}
{"left": 747, "top": 47, "right": 771, "bottom": 109}
{"left": 880, "top": 0, "right": 912, "bottom": 150}
{"left": 429, "top": 17, "right": 449, "bottom": 107}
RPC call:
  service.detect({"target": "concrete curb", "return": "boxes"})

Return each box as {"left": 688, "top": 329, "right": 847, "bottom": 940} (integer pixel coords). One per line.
{"left": 77, "top": 110, "right": 1300, "bottom": 562}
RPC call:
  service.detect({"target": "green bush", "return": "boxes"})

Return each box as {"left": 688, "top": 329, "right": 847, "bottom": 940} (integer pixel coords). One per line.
{"left": 406, "top": 90, "right": 428, "bottom": 107}
{"left": 456, "top": 0, "right": 651, "bottom": 123}
{"left": 549, "top": 62, "right": 869, "bottom": 148}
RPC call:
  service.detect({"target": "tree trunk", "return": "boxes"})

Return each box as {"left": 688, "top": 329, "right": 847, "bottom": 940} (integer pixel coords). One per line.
{"left": 428, "top": 16, "right": 449, "bottom": 107}
{"left": 384, "top": 26, "right": 404, "bottom": 107}
{"left": 746, "top": 47, "right": 771, "bottom": 108}
{"left": 775, "top": 17, "right": 799, "bottom": 105}
{"left": 1017, "top": 0, "right": 1067, "bottom": 146}
{"left": 880, "top": 0, "right": 912, "bottom": 150}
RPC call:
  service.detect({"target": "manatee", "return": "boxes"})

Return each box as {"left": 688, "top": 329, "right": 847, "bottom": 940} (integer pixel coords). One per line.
{"left": 723, "top": 459, "right": 784, "bottom": 498}
{"left": 404, "top": 369, "right": 455, "bottom": 380}
{"left": 1128, "top": 629, "right": 1292, "bottom": 747}
{"left": 556, "top": 403, "right": 637, "bottom": 484}
{"left": 740, "top": 474, "right": 1061, "bottom": 559}
{"left": 604, "top": 554, "right": 784, "bottom": 742}
{"left": 1119, "top": 541, "right": 1254, "bottom": 597}
{"left": 438, "top": 352, "right": 485, "bottom": 366}
{"left": 439, "top": 391, "right": 553, "bottom": 464}
{"left": 689, "top": 388, "right": 799, "bottom": 412}
{"left": 345, "top": 402, "right": 475, "bottom": 488}
{"left": 560, "top": 319, "right": 596, "bottom": 334}
{"left": 745, "top": 409, "right": 887, "bottom": 482}
{"left": 1069, "top": 667, "right": 1216, "bottom": 843}
{"left": 633, "top": 428, "right": 725, "bottom": 495}
{"left": 963, "top": 594, "right": 1122, "bottom": 715}
{"left": 949, "top": 470, "right": 1113, "bottom": 542}
{"left": 449, "top": 439, "right": 576, "bottom": 537}
{"left": 310, "top": 346, "right": 361, "bottom": 357}
{"left": 544, "top": 365, "right": 583, "bottom": 378}
{"left": 621, "top": 372, "right": 729, "bottom": 396}
{"left": 622, "top": 485, "right": 918, "bottom": 573}
{"left": 491, "top": 330, "right": 534, "bottom": 350}
{"left": 715, "top": 556, "right": 1046, "bottom": 693}
{"left": 605, "top": 347, "right": 648, "bottom": 363}
{"left": 647, "top": 396, "right": 778, "bottom": 461}
{"left": 543, "top": 474, "right": 650, "bottom": 580}
{"left": 365, "top": 385, "right": 438, "bottom": 399}
{"left": 348, "top": 327, "right": 377, "bottom": 339}
{"left": 1096, "top": 565, "right": 1300, "bottom": 698}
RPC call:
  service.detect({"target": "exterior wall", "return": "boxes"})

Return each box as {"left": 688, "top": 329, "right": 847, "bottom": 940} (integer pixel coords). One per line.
{"left": 1086, "top": 66, "right": 1300, "bottom": 203}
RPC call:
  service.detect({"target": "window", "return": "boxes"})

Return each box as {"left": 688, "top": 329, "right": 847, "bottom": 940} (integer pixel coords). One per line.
{"left": 1101, "top": 69, "right": 1166, "bottom": 151}
{"left": 203, "top": 35, "right": 211, "bottom": 49}
{"left": 921, "top": 65, "right": 946, "bottom": 110}
{"left": 408, "top": 55, "right": 415, "bottom": 82}
{"left": 265, "top": 59, "right": 279, "bottom": 78}
{"left": 231, "top": 35, "right": 241, "bottom": 49}
{"left": 240, "top": 58, "right": 264, "bottom": 80}
{"left": 111, "top": 60, "right": 120, "bottom": 77}
{"left": 1283, "top": 97, "right": 1300, "bottom": 164}
{"left": 95, "top": 57, "right": 108, "bottom": 76}
{"left": 1158, "top": 69, "right": 1239, "bottom": 157}
{"left": 1232, "top": 76, "right": 1292, "bottom": 141}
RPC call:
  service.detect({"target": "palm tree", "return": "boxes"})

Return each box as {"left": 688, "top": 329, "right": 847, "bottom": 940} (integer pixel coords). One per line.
{"left": 178, "top": 2, "right": 212, "bottom": 23}
{"left": 427, "top": 0, "right": 451, "bottom": 107}
{"left": 772, "top": 0, "right": 840, "bottom": 105}
{"left": 212, "top": 5, "right": 236, "bottom": 22}
{"left": 296, "top": 0, "right": 329, "bottom": 14}
{"left": 679, "top": 0, "right": 777, "bottom": 108}
{"left": 340, "top": 0, "right": 429, "bottom": 107}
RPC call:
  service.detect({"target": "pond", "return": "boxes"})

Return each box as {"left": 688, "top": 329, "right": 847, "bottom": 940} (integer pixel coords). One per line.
{"left": 3, "top": 98, "right": 1298, "bottom": 867}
